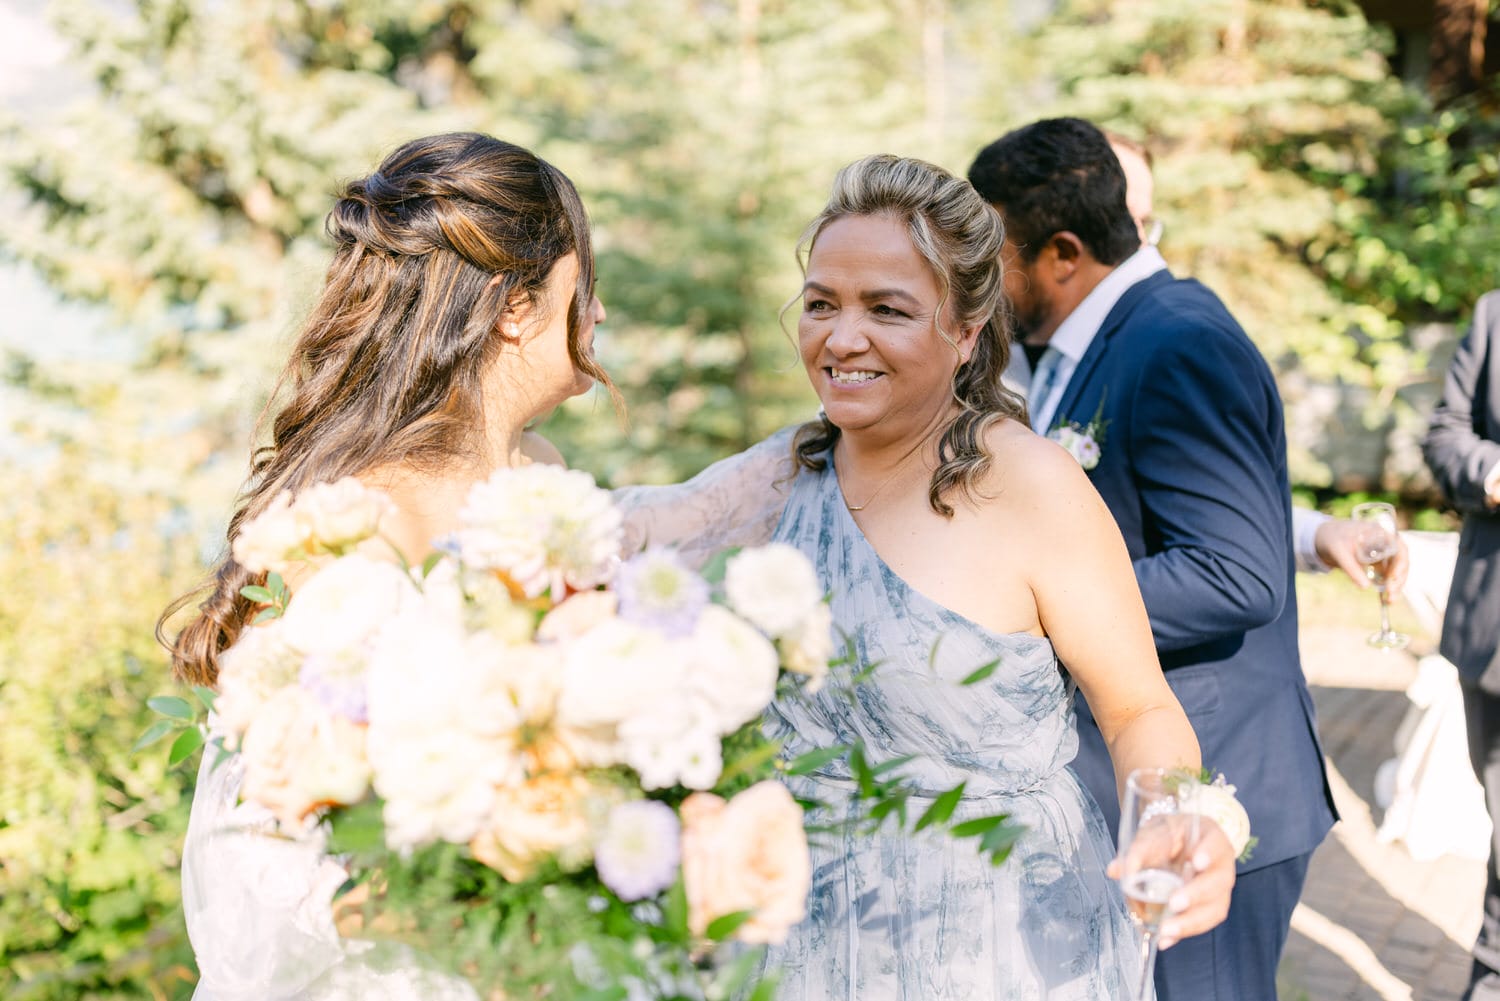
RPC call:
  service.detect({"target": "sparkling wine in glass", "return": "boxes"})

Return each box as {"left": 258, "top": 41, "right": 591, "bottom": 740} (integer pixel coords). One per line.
{"left": 1117, "top": 769, "right": 1200, "bottom": 1001}
{"left": 1350, "top": 502, "right": 1409, "bottom": 650}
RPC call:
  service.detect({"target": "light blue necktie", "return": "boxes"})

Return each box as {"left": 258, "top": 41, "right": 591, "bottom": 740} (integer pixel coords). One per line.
{"left": 1029, "top": 347, "right": 1063, "bottom": 431}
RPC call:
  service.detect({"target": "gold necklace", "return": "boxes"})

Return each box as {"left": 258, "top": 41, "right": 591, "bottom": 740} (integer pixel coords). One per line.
{"left": 840, "top": 437, "right": 932, "bottom": 512}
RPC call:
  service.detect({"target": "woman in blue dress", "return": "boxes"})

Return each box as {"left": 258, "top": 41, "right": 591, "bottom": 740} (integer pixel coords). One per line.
{"left": 621, "top": 154, "right": 1236, "bottom": 999}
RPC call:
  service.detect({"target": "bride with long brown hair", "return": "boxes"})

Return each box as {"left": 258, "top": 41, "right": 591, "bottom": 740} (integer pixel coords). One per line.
{"left": 163, "top": 132, "right": 608, "bottom": 999}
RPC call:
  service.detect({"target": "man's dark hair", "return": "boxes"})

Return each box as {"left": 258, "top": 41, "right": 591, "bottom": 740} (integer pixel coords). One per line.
{"left": 967, "top": 117, "right": 1141, "bottom": 265}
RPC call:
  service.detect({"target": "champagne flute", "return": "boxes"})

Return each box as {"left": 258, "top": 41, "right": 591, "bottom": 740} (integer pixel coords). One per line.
{"left": 1117, "top": 768, "right": 1199, "bottom": 1001}
{"left": 1350, "top": 502, "right": 1409, "bottom": 650}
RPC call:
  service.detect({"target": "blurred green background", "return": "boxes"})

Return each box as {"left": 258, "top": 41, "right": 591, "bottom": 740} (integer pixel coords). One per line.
{"left": 1, "top": 0, "right": 1496, "bottom": 997}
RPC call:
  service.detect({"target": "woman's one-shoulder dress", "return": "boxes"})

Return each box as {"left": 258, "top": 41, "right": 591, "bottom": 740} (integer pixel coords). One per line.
{"left": 762, "top": 457, "right": 1143, "bottom": 1000}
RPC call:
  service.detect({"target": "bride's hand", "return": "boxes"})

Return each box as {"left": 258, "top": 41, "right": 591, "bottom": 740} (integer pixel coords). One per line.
{"left": 332, "top": 879, "right": 371, "bottom": 938}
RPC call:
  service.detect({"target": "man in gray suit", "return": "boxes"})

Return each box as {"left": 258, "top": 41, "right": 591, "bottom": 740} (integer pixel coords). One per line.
{"left": 1422, "top": 288, "right": 1500, "bottom": 1001}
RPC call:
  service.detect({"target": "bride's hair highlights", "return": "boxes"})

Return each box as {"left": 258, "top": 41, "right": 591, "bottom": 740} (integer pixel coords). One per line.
{"left": 161, "top": 132, "right": 611, "bottom": 687}
{"left": 790, "top": 154, "right": 1027, "bottom": 517}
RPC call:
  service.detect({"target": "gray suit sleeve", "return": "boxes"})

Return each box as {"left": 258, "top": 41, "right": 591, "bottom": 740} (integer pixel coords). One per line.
{"left": 1423, "top": 291, "right": 1500, "bottom": 514}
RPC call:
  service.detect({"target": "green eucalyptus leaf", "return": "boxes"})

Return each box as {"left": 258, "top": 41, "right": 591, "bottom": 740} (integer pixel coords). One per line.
{"left": 869, "top": 753, "right": 917, "bottom": 776}
{"left": 131, "top": 718, "right": 179, "bottom": 754}
{"left": 192, "top": 685, "right": 218, "bottom": 712}
{"left": 168, "top": 726, "right": 205, "bottom": 765}
{"left": 747, "top": 970, "right": 782, "bottom": 1001}
{"left": 848, "top": 744, "right": 875, "bottom": 798}
{"left": 712, "top": 944, "right": 767, "bottom": 995}
{"left": 704, "top": 909, "right": 754, "bottom": 941}
{"left": 148, "top": 695, "right": 195, "bottom": 721}
{"left": 949, "top": 814, "right": 1009, "bottom": 839}
{"left": 783, "top": 745, "right": 848, "bottom": 776}
{"left": 959, "top": 659, "right": 1001, "bottom": 686}
{"left": 239, "top": 585, "right": 275, "bottom": 604}
{"left": 719, "top": 737, "right": 785, "bottom": 785}
{"left": 327, "top": 799, "right": 386, "bottom": 855}
{"left": 914, "top": 782, "right": 965, "bottom": 832}
{"left": 662, "top": 877, "right": 689, "bottom": 943}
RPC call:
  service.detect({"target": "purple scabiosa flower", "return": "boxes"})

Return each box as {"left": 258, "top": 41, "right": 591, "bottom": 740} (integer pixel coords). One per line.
{"left": 594, "top": 800, "right": 682, "bottom": 902}
{"left": 299, "top": 654, "right": 369, "bottom": 723}
{"left": 615, "top": 549, "right": 710, "bottom": 638}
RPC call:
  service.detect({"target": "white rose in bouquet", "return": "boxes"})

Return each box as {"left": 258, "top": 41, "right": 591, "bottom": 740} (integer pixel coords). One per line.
{"left": 557, "top": 618, "right": 731, "bottom": 789}
{"left": 556, "top": 618, "right": 687, "bottom": 733}
{"left": 214, "top": 617, "right": 302, "bottom": 739}
{"left": 232, "top": 491, "right": 310, "bottom": 575}
{"left": 280, "top": 554, "right": 418, "bottom": 660}
{"left": 680, "top": 781, "right": 810, "bottom": 945}
{"left": 776, "top": 601, "right": 834, "bottom": 692}
{"left": 683, "top": 604, "right": 779, "bottom": 735}
{"left": 724, "top": 543, "right": 822, "bottom": 637}
{"left": 293, "top": 477, "right": 396, "bottom": 554}
{"left": 456, "top": 465, "right": 622, "bottom": 598}
{"left": 365, "top": 606, "right": 528, "bottom": 851}
{"left": 240, "top": 686, "right": 371, "bottom": 831}
{"left": 623, "top": 720, "right": 723, "bottom": 792}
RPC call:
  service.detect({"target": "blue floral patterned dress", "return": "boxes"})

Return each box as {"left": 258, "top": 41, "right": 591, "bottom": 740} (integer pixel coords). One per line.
{"left": 763, "top": 457, "right": 1143, "bottom": 1000}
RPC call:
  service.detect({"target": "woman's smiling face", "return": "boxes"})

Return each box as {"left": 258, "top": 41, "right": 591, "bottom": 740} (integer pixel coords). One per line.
{"left": 798, "top": 212, "right": 975, "bottom": 440}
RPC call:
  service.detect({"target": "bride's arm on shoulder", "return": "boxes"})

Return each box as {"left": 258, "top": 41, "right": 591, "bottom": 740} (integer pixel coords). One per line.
{"left": 611, "top": 425, "right": 800, "bottom": 569}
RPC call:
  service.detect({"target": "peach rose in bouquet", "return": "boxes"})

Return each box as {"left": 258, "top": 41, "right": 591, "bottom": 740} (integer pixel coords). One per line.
{"left": 239, "top": 686, "right": 371, "bottom": 830}
{"left": 679, "top": 780, "right": 810, "bottom": 945}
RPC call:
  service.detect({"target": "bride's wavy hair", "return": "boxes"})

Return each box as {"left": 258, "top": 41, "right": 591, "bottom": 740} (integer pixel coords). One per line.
{"left": 160, "top": 132, "right": 612, "bottom": 687}
{"left": 789, "top": 154, "right": 1027, "bottom": 517}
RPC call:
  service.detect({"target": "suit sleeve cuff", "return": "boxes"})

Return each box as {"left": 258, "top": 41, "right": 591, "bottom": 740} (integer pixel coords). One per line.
{"left": 1293, "top": 508, "right": 1330, "bottom": 573}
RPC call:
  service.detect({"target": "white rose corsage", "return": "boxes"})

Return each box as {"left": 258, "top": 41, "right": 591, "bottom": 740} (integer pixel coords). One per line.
{"left": 1178, "top": 770, "right": 1255, "bottom": 861}
{"left": 1047, "top": 393, "right": 1109, "bottom": 471}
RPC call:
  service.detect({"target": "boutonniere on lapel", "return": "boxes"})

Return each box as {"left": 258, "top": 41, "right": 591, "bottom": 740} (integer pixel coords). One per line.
{"left": 1047, "top": 391, "right": 1109, "bottom": 471}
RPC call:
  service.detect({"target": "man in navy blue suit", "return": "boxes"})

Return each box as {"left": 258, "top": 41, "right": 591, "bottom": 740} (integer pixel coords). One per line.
{"left": 968, "top": 117, "right": 1337, "bottom": 1000}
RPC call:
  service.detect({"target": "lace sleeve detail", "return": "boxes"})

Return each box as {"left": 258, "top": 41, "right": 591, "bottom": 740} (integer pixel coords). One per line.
{"left": 181, "top": 741, "right": 477, "bottom": 1001}
{"left": 612, "top": 426, "right": 800, "bottom": 570}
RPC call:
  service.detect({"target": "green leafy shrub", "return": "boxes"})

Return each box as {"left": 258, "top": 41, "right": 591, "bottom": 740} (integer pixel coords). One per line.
{"left": 0, "top": 454, "right": 202, "bottom": 1000}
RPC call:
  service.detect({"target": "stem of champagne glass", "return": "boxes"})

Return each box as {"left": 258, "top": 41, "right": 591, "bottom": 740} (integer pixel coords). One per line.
{"left": 1137, "top": 933, "right": 1158, "bottom": 1000}
{"left": 1378, "top": 590, "right": 1393, "bottom": 637}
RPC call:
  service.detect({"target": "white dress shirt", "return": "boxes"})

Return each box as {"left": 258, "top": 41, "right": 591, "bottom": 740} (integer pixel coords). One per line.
{"left": 1026, "top": 245, "right": 1167, "bottom": 433}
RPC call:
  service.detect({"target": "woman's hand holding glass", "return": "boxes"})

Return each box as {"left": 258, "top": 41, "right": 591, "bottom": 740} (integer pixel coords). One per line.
{"left": 1107, "top": 768, "right": 1236, "bottom": 997}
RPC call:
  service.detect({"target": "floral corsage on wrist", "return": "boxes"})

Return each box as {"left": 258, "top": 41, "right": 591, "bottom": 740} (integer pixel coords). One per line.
{"left": 1047, "top": 392, "right": 1109, "bottom": 471}
{"left": 1179, "top": 769, "right": 1255, "bottom": 862}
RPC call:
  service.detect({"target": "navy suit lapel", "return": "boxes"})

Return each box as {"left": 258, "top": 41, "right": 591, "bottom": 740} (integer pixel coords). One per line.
{"left": 1052, "top": 269, "right": 1173, "bottom": 424}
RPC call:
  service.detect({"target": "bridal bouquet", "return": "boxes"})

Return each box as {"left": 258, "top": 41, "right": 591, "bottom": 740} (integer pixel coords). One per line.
{"left": 150, "top": 467, "right": 853, "bottom": 999}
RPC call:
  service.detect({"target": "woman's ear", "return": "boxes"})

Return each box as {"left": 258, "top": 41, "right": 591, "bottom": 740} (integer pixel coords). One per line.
{"left": 492, "top": 275, "right": 528, "bottom": 341}
{"left": 956, "top": 322, "right": 981, "bottom": 365}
